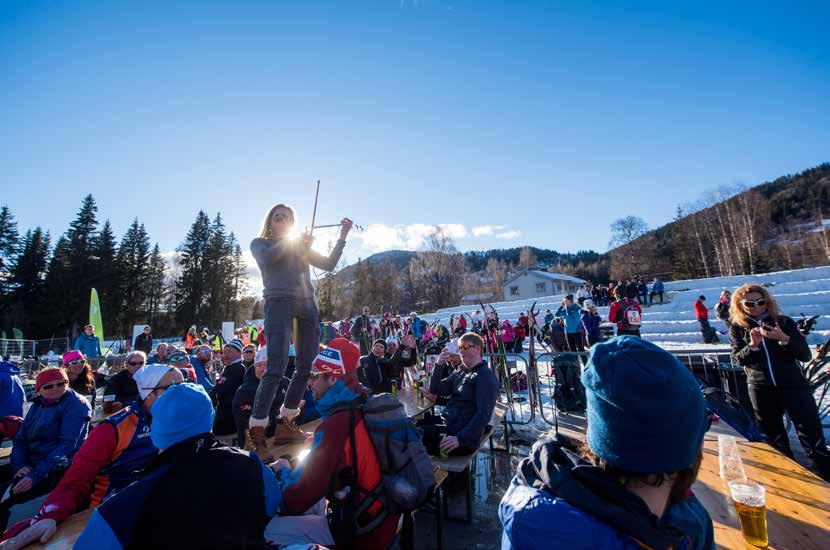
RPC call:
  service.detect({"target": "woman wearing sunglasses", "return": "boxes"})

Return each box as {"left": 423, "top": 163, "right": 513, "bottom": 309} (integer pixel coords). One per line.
{"left": 101, "top": 351, "right": 145, "bottom": 412}
{"left": 167, "top": 347, "right": 198, "bottom": 384}
{"left": 248, "top": 203, "right": 353, "bottom": 456}
{"left": 0, "top": 368, "right": 91, "bottom": 531}
{"left": 729, "top": 283, "right": 830, "bottom": 480}
{"left": 61, "top": 351, "right": 96, "bottom": 408}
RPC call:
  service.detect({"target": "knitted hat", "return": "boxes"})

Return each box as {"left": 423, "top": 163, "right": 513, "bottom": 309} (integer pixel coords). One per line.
{"left": 134, "top": 364, "right": 175, "bottom": 400}
{"left": 254, "top": 347, "right": 268, "bottom": 364}
{"left": 311, "top": 338, "right": 359, "bottom": 378}
{"left": 225, "top": 339, "right": 244, "bottom": 353}
{"left": 36, "top": 367, "right": 68, "bottom": 392}
{"left": 372, "top": 339, "right": 387, "bottom": 351}
{"left": 582, "top": 336, "right": 708, "bottom": 474}
{"left": 150, "top": 383, "right": 214, "bottom": 450}
{"left": 62, "top": 350, "right": 85, "bottom": 365}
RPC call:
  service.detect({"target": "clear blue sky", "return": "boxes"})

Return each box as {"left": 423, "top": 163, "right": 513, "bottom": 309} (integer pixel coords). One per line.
{"left": 2, "top": 0, "right": 828, "bottom": 266}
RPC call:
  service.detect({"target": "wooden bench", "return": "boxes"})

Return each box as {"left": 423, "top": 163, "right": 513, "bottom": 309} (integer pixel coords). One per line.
{"left": 398, "top": 467, "right": 448, "bottom": 550}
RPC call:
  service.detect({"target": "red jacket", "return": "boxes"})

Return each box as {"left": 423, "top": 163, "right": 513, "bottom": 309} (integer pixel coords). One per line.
{"left": 608, "top": 298, "right": 643, "bottom": 331}
{"left": 694, "top": 300, "right": 709, "bottom": 320}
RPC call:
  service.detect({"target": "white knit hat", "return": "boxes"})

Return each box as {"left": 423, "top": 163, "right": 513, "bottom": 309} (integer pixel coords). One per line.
{"left": 255, "top": 347, "right": 268, "bottom": 364}
{"left": 134, "top": 364, "right": 175, "bottom": 400}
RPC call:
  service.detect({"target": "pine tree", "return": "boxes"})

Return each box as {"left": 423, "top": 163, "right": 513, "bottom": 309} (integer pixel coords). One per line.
{"left": 0, "top": 206, "right": 20, "bottom": 298}
{"left": 6, "top": 228, "right": 50, "bottom": 334}
{"left": 175, "top": 211, "right": 212, "bottom": 330}
{"left": 116, "top": 218, "right": 151, "bottom": 335}
{"left": 40, "top": 235, "right": 73, "bottom": 336}
{"left": 146, "top": 244, "right": 167, "bottom": 327}
{"left": 91, "top": 220, "right": 121, "bottom": 332}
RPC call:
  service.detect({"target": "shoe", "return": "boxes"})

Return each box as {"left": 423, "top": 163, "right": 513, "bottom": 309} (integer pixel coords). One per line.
{"left": 248, "top": 426, "right": 276, "bottom": 462}
{"left": 272, "top": 419, "right": 311, "bottom": 444}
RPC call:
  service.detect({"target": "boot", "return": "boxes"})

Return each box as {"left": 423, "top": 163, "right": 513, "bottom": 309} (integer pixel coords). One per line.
{"left": 248, "top": 425, "right": 276, "bottom": 462}
{"left": 272, "top": 418, "right": 311, "bottom": 444}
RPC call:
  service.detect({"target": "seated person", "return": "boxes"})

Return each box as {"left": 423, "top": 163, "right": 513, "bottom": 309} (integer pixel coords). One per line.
{"left": 102, "top": 350, "right": 145, "bottom": 410}
{"left": 384, "top": 334, "right": 419, "bottom": 390}
{"left": 167, "top": 347, "right": 197, "bottom": 383}
{"left": 360, "top": 339, "right": 392, "bottom": 394}
{"left": 429, "top": 339, "right": 462, "bottom": 406}
{"left": 422, "top": 332, "right": 499, "bottom": 456}
{"left": 0, "top": 366, "right": 183, "bottom": 549}
{"left": 74, "top": 383, "right": 280, "bottom": 549}
{"left": 499, "top": 337, "right": 715, "bottom": 550}
{"left": 264, "top": 338, "right": 399, "bottom": 549}
{"left": 146, "top": 342, "right": 169, "bottom": 364}
{"left": 62, "top": 351, "right": 97, "bottom": 407}
{"left": 211, "top": 340, "right": 247, "bottom": 440}
{"left": 189, "top": 344, "right": 215, "bottom": 393}
{"left": 233, "top": 347, "right": 282, "bottom": 449}
{"left": 0, "top": 368, "right": 91, "bottom": 531}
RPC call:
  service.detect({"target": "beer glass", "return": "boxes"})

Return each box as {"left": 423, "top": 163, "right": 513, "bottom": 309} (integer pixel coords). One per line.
{"left": 729, "top": 481, "right": 768, "bottom": 548}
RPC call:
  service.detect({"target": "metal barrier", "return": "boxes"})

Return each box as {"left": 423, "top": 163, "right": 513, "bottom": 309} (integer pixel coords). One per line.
{"left": 536, "top": 351, "right": 589, "bottom": 427}
{"left": 0, "top": 338, "right": 37, "bottom": 358}
{"left": 483, "top": 352, "right": 536, "bottom": 425}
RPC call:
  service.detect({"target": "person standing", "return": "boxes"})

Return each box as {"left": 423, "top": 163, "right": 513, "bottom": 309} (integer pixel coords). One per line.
{"left": 694, "top": 295, "right": 715, "bottom": 343}
{"left": 72, "top": 326, "right": 101, "bottom": 359}
{"left": 580, "top": 300, "right": 602, "bottom": 347}
{"left": 650, "top": 277, "right": 665, "bottom": 305}
{"left": 555, "top": 295, "right": 584, "bottom": 352}
{"left": 133, "top": 326, "right": 153, "bottom": 355}
{"left": 729, "top": 284, "right": 830, "bottom": 480}
{"left": 350, "top": 306, "right": 373, "bottom": 355}
{"left": 715, "top": 290, "right": 731, "bottom": 331}
{"left": 249, "top": 203, "right": 352, "bottom": 458}
{"left": 211, "top": 340, "right": 248, "bottom": 441}
{"left": 608, "top": 287, "right": 643, "bottom": 338}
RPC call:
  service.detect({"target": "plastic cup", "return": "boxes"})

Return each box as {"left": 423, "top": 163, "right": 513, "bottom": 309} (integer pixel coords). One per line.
{"left": 729, "top": 481, "right": 768, "bottom": 548}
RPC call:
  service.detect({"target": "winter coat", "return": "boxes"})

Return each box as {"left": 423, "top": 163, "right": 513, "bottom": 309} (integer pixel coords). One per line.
{"left": 652, "top": 280, "right": 665, "bottom": 293}
{"left": 500, "top": 322, "right": 515, "bottom": 345}
{"left": 500, "top": 436, "right": 714, "bottom": 550}
{"left": 133, "top": 333, "right": 153, "bottom": 354}
{"left": 428, "top": 360, "right": 500, "bottom": 449}
{"left": 102, "top": 370, "right": 139, "bottom": 405}
{"left": 385, "top": 345, "right": 418, "bottom": 388}
{"left": 11, "top": 389, "right": 91, "bottom": 484}
{"left": 729, "top": 315, "right": 811, "bottom": 388}
{"left": 276, "top": 380, "right": 399, "bottom": 549}
{"left": 251, "top": 236, "right": 345, "bottom": 300}
{"left": 73, "top": 334, "right": 101, "bottom": 358}
{"left": 715, "top": 301, "right": 730, "bottom": 321}
{"left": 233, "top": 365, "right": 282, "bottom": 445}
{"left": 190, "top": 356, "right": 214, "bottom": 393}
{"left": 555, "top": 304, "right": 582, "bottom": 334}
{"left": 0, "top": 361, "right": 25, "bottom": 418}
{"left": 211, "top": 361, "right": 247, "bottom": 436}
{"left": 609, "top": 298, "right": 643, "bottom": 332}
{"left": 694, "top": 300, "right": 709, "bottom": 320}
{"left": 580, "top": 310, "right": 602, "bottom": 340}
{"left": 76, "top": 433, "right": 279, "bottom": 549}
{"left": 361, "top": 353, "right": 392, "bottom": 394}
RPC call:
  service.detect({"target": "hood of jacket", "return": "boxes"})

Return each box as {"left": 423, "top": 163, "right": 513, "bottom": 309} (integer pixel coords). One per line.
{"left": 316, "top": 379, "right": 361, "bottom": 419}
{"left": 0, "top": 361, "right": 20, "bottom": 375}
{"left": 513, "top": 437, "right": 689, "bottom": 550}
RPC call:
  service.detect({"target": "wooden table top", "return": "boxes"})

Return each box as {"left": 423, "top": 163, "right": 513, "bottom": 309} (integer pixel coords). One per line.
{"left": 25, "top": 509, "right": 91, "bottom": 550}
{"left": 0, "top": 446, "right": 11, "bottom": 460}
{"left": 693, "top": 422, "right": 830, "bottom": 549}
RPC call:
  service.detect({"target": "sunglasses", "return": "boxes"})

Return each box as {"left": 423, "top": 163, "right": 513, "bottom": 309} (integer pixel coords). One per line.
{"left": 243, "top": 350, "right": 255, "bottom": 354}
{"left": 41, "top": 380, "right": 68, "bottom": 391}
{"left": 127, "top": 360, "right": 145, "bottom": 367}
{"left": 170, "top": 354, "right": 188, "bottom": 362}
{"left": 144, "top": 380, "right": 183, "bottom": 394}
{"left": 459, "top": 343, "right": 480, "bottom": 351}
{"left": 65, "top": 359, "right": 84, "bottom": 367}
{"left": 272, "top": 213, "right": 292, "bottom": 222}
{"left": 742, "top": 299, "right": 767, "bottom": 308}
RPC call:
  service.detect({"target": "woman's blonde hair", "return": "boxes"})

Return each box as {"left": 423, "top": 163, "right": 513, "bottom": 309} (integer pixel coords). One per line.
{"left": 729, "top": 284, "right": 781, "bottom": 328}
{"left": 258, "top": 204, "right": 296, "bottom": 240}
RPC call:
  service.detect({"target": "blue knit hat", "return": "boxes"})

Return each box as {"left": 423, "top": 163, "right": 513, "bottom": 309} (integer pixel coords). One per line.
{"left": 150, "top": 383, "right": 215, "bottom": 450}
{"left": 582, "top": 336, "right": 708, "bottom": 474}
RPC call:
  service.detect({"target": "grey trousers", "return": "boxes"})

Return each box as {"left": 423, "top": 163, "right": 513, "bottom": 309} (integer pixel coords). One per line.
{"left": 252, "top": 297, "right": 320, "bottom": 420}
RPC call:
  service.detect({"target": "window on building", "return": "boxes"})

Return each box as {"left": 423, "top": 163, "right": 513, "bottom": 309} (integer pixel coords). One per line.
{"left": 536, "top": 282, "right": 546, "bottom": 293}
{"left": 510, "top": 286, "right": 519, "bottom": 296}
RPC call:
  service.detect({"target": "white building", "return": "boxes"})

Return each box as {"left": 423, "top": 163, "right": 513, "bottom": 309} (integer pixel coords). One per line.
{"left": 502, "top": 270, "right": 587, "bottom": 301}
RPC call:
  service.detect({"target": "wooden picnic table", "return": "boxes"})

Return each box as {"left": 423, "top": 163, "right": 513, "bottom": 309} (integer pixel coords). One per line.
{"left": 693, "top": 421, "right": 830, "bottom": 549}
{"left": 25, "top": 509, "right": 91, "bottom": 550}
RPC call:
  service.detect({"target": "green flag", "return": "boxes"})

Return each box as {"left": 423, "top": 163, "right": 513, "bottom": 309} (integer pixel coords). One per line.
{"left": 90, "top": 288, "right": 104, "bottom": 349}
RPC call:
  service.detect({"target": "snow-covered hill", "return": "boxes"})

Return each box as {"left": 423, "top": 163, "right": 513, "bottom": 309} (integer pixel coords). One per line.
{"left": 423, "top": 266, "right": 830, "bottom": 348}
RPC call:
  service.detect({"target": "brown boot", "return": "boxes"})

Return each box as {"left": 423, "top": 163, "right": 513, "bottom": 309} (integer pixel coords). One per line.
{"left": 272, "top": 419, "right": 311, "bottom": 444}
{"left": 248, "top": 425, "right": 276, "bottom": 462}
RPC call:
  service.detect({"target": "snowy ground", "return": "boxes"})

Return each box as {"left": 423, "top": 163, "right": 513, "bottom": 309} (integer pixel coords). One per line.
{"left": 425, "top": 265, "right": 830, "bottom": 348}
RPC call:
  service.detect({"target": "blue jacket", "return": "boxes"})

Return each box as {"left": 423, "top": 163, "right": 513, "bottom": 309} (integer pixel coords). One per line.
{"left": 652, "top": 280, "right": 664, "bottom": 293}
{"left": 500, "top": 437, "right": 714, "bottom": 550}
{"left": 555, "top": 304, "right": 582, "bottom": 334}
{"left": 190, "top": 356, "right": 214, "bottom": 392}
{"left": 411, "top": 317, "right": 423, "bottom": 338}
{"left": 11, "top": 389, "right": 91, "bottom": 484}
{"left": 73, "top": 334, "right": 101, "bottom": 358}
{"left": 543, "top": 313, "right": 554, "bottom": 325}
{"left": 0, "top": 361, "right": 25, "bottom": 417}
{"left": 580, "top": 310, "right": 602, "bottom": 339}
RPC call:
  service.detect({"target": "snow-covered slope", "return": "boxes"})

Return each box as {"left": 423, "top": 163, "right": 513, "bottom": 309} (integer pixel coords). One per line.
{"left": 423, "top": 266, "right": 830, "bottom": 348}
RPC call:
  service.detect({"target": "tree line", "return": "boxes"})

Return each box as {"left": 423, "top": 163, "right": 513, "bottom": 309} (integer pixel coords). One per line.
{"left": 0, "top": 195, "right": 249, "bottom": 342}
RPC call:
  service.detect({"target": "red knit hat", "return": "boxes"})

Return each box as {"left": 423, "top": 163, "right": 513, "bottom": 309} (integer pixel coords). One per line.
{"left": 311, "top": 338, "right": 359, "bottom": 378}
{"left": 36, "top": 367, "right": 69, "bottom": 392}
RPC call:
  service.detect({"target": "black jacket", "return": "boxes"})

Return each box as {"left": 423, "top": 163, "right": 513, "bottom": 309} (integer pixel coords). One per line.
{"left": 103, "top": 370, "right": 139, "bottom": 404}
{"left": 211, "top": 361, "right": 246, "bottom": 436}
{"left": 133, "top": 333, "right": 153, "bottom": 354}
{"left": 729, "top": 314, "right": 811, "bottom": 387}
{"left": 232, "top": 365, "right": 282, "bottom": 445}
{"left": 384, "top": 345, "right": 419, "bottom": 387}
{"left": 360, "top": 353, "right": 392, "bottom": 394}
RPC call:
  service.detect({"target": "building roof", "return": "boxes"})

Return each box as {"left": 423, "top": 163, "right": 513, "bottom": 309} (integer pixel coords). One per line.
{"left": 502, "top": 269, "right": 586, "bottom": 288}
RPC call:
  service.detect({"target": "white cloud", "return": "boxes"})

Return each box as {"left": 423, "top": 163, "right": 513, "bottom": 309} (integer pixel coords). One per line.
{"left": 472, "top": 224, "right": 507, "bottom": 237}
{"left": 495, "top": 230, "right": 522, "bottom": 239}
{"left": 354, "top": 223, "right": 470, "bottom": 252}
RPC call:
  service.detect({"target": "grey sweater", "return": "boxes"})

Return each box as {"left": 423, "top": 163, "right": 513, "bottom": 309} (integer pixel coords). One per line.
{"left": 250, "top": 237, "right": 346, "bottom": 299}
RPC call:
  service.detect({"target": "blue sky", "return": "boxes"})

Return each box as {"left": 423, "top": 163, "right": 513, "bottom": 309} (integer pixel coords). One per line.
{"left": 1, "top": 1, "right": 828, "bottom": 279}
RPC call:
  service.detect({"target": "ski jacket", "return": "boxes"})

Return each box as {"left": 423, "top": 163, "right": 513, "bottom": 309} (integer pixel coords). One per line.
{"left": 251, "top": 236, "right": 346, "bottom": 300}
{"left": 555, "top": 304, "right": 583, "bottom": 334}
{"left": 459, "top": 315, "right": 468, "bottom": 329}
{"left": 232, "top": 365, "right": 281, "bottom": 446}
{"left": 409, "top": 317, "right": 424, "bottom": 338}
{"left": 102, "top": 369, "right": 138, "bottom": 405}
{"left": 729, "top": 315, "right": 811, "bottom": 387}
{"left": 72, "top": 335, "right": 101, "bottom": 358}
{"left": 0, "top": 361, "right": 24, "bottom": 418}
{"left": 694, "top": 300, "right": 709, "bottom": 320}
{"left": 652, "top": 280, "right": 665, "bottom": 293}
{"left": 543, "top": 313, "right": 554, "bottom": 326}
{"left": 638, "top": 282, "right": 649, "bottom": 295}
{"left": 715, "top": 301, "right": 730, "bottom": 321}
{"left": 211, "top": 360, "right": 246, "bottom": 436}
{"left": 384, "top": 345, "right": 418, "bottom": 388}
{"left": 184, "top": 332, "right": 197, "bottom": 351}
{"left": 576, "top": 288, "right": 591, "bottom": 300}
{"left": 351, "top": 315, "right": 372, "bottom": 341}
{"left": 609, "top": 299, "right": 642, "bottom": 331}
{"left": 499, "top": 437, "right": 714, "bottom": 550}
{"left": 75, "top": 433, "right": 279, "bottom": 550}
{"left": 429, "top": 361, "right": 500, "bottom": 448}
{"left": 133, "top": 333, "right": 153, "bottom": 354}
{"left": 277, "top": 379, "right": 399, "bottom": 549}
{"left": 360, "top": 353, "right": 392, "bottom": 394}
{"left": 190, "top": 356, "right": 214, "bottom": 393}
{"left": 500, "top": 322, "right": 515, "bottom": 344}
{"left": 11, "top": 389, "right": 91, "bottom": 484}
{"left": 580, "top": 310, "right": 602, "bottom": 340}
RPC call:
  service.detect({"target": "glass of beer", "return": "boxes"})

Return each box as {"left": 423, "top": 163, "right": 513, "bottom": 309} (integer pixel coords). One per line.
{"left": 103, "top": 394, "right": 116, "bottom": 415}
{"left": 729, "top": 481, "right": 768, "bottom": 548}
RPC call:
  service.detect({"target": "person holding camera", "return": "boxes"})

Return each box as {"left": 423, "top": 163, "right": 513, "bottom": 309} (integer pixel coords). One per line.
{"left": 729, "top": 283, "right": 830, "bottom": 480}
